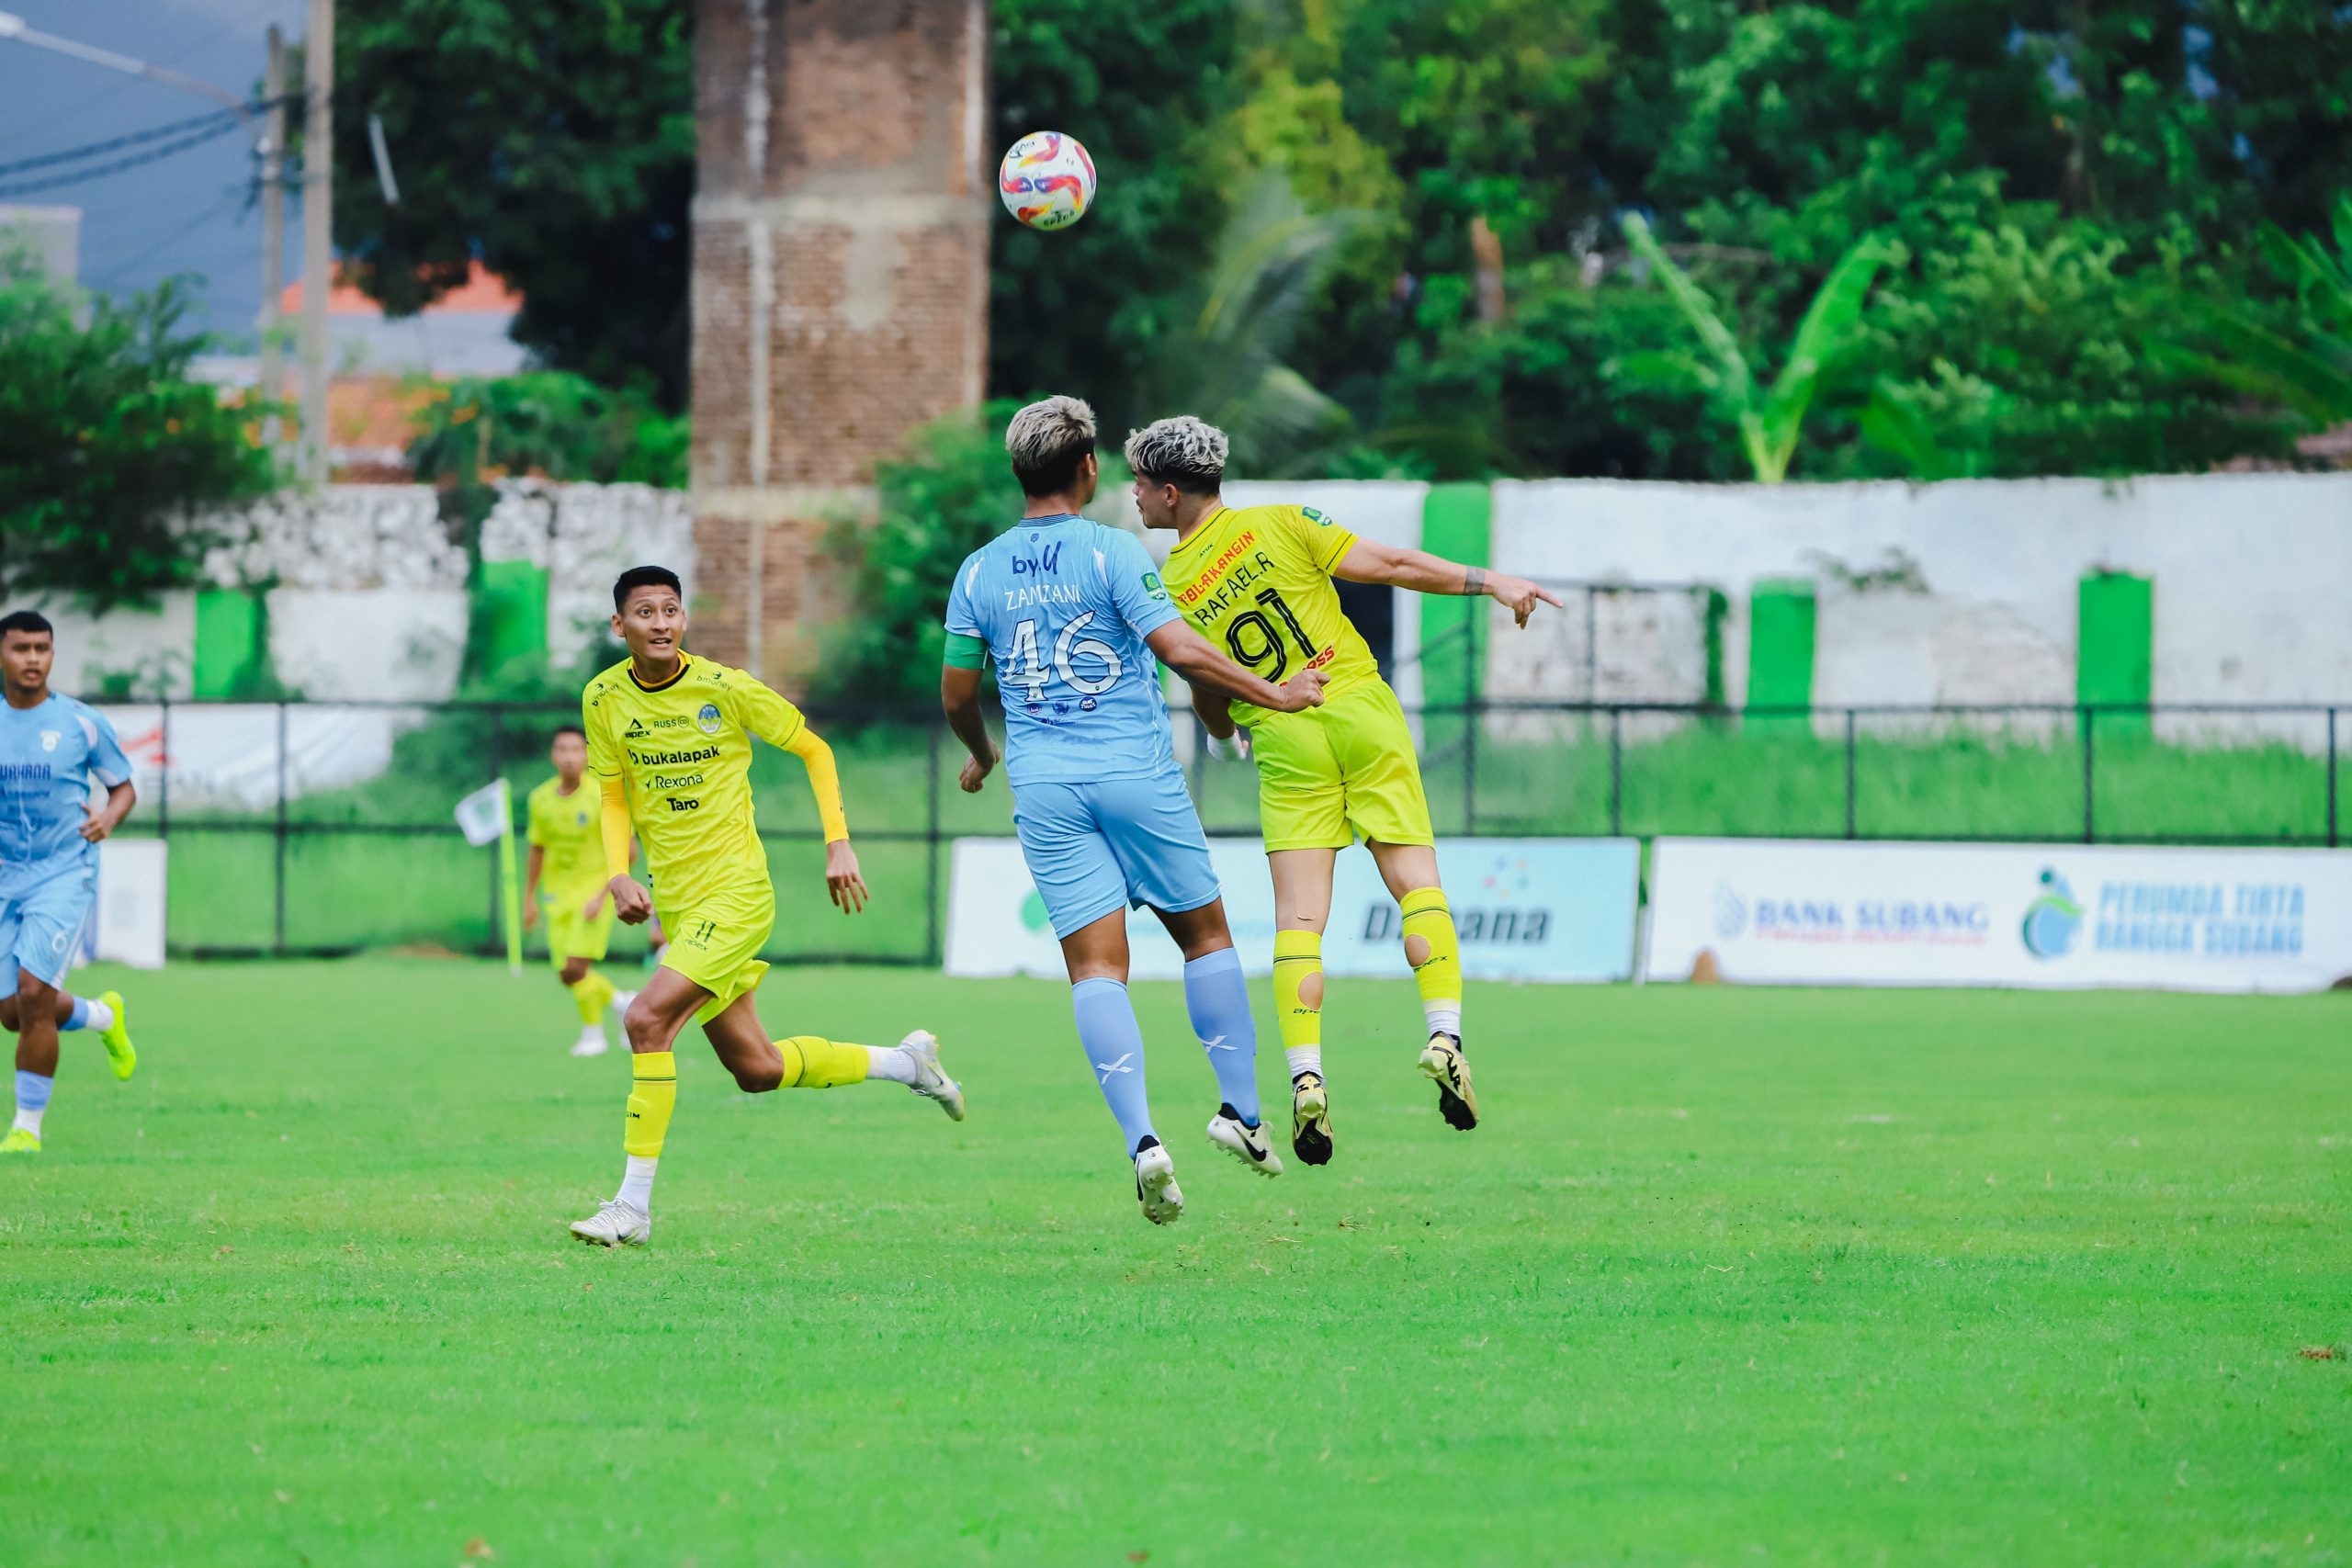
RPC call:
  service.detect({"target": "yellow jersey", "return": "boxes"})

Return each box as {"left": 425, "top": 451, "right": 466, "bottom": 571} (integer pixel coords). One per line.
{"left": 525, "top": 776, "right": 607, "bottom": 902}
{"left": 1161, "top": 502, "right": 1381, "bottom": 728}
{"left": 581, "top": 652, "right": 808, "bottom": 912}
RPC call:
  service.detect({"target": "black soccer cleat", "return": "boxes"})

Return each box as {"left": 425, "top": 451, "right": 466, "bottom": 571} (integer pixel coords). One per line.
{"left": 1419, "top": 1033, "right": 1479, "bottom": 1131}
{"left": 1290, "top": 1071, "right": 1333, "bottom": 1166}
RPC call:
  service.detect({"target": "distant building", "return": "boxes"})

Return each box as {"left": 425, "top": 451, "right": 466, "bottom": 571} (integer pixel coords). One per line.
{"left": 194, "top": 260, "right": 531, "bottom": 479}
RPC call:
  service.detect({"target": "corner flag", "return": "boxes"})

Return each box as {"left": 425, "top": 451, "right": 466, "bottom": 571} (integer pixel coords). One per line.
{"left": 455, "top": 779, "right": 524, "bottom": 974}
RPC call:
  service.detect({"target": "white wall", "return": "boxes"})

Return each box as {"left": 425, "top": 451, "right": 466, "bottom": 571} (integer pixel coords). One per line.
{"left": 1494, "top": 472, "right": 2352, "bottom": 747}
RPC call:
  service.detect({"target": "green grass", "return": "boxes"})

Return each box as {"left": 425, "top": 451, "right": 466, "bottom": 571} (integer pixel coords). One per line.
{"left": 5, "top": 960, "right": 2347, "bottom": 1563}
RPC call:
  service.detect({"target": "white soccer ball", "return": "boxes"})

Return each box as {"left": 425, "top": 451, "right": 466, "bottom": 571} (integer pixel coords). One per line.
{"left": 998, "top": 131, "right": 1097, "bottom": 231}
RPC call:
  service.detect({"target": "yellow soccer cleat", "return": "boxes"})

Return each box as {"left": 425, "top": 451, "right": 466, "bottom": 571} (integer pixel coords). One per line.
{"left": 0, "top": 1127, "right": 40, "bottom": 1155}
{"left": 1289, "top": 1071, "right": 1332, "bottom": 1166}
{"left": 1419, "top": 1033, "right": 1479, "bottom": 1131}
{"left": 99, "top": 990, "right": 135, "bottom": 1082}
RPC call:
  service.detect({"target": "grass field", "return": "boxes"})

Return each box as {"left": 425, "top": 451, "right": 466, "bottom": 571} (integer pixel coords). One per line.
{"left": 5, "top": 960, "right": 2347, "bottom": 1564}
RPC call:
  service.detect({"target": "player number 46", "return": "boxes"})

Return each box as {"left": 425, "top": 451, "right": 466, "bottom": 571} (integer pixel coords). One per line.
{"left": 1006, "top": 613, "right": 1124, "bottom": 701}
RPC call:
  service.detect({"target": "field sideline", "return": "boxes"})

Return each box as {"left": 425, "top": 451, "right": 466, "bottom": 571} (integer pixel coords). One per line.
{"left": 3, "top": 959, "right": 2346, "bottom": 1563}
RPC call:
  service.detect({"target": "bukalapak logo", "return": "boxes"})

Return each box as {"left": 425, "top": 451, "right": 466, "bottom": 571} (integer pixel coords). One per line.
{"left": 2021, "top": 869, "right": 2085, "bottom": 959}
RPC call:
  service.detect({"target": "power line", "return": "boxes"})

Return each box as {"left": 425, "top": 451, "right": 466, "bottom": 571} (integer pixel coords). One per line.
{"left": 0, "top": 112, "right": 254, "bottom": 199}
{"left": 0, "top": 101, "right": 283, "bottom": 179}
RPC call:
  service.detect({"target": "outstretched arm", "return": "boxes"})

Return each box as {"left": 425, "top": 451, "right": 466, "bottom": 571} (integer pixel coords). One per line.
{"left": 1144, "top": 621, "right": 1329, "bottom": 713}
{"left": 781, "top": 726, "right": 866, "bottom": 914}
{"left": 1332, "top": 539, "right": 1564, "bottom": 627}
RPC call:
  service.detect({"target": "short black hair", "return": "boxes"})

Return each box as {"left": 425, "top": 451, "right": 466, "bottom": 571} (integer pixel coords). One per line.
{"left": 553, "top": 723, "right": 586, "bottom": 740}
{"left": 0, "top": 610, "right": 53, "bottom": 641}
{"left": 612, "top": 565, "right": 684, "bottom": 611}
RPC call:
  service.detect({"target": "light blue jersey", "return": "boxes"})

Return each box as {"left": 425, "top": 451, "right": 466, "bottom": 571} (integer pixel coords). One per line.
{"left": 0, "top": 694, "right": 131, "bottom": 895}
{"left": 944, "top": 515, "right": 1184, "bottom": 787}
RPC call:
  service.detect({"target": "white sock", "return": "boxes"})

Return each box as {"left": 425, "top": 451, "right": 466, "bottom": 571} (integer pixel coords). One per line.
{"left": 12, "top": 1106, "right": 43, "bottom": 1137}
{"left": 864, "top": 1045, "right": 918, "bottom": 1086}
{"left": 615, "top": 1155, "right": 657, "bottom": 1213}
{"left": 1423, "top": 1004, "right": 1462, "bottom": 1041}
{"left": 1285, "top": 1047, "right": 1323, "bottom": 1081}
{"left": 576, "top": 1022, "right": 605, "bottom": 1046}
{"left": 609, "top": 990, "right": 636, "bottom": 1013}
{"left": 83, "top": 998, "right": 115, "bottom": 1033}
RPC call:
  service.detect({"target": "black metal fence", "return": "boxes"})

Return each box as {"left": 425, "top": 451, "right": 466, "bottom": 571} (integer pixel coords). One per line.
{"left": 107, "top": 696, "right": 2346, "bottom": 963}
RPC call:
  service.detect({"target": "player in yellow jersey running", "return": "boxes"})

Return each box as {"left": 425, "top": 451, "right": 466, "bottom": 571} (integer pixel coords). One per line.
{"left": 565, "top": 566, "right": 965, "bottom": 1247}
{"left": 1125, "top": 417, "right": 1560, "bottom": 1166}
{"left": 522, "top": 724, "right": 639, "bottom": 1057}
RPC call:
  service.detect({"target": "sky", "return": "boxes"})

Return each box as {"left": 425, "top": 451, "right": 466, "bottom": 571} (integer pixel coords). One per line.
{"left": 0, "top": 0, "right": 311, "bottom": 346}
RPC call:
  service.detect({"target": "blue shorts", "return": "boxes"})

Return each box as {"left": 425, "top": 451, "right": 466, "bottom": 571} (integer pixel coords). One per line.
{"left": 1010, "top": 771, "right": 1221, "bottom": 940}
{"left": 0, "top": 863, "right": 96, "bottom": 991}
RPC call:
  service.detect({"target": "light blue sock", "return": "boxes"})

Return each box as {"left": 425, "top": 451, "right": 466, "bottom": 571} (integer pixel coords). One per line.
{"left": 60, "top": 996, "right": 89, "bottom": 1032}
{"left": 1071, "top": 978, "right": 1157, "bottom": 1156}
{"left": 14, "top": 1068, "right": 53, "bottom": 1134}
{"left": 1182, "top": 946, "right": 1261, "bottom": 1127}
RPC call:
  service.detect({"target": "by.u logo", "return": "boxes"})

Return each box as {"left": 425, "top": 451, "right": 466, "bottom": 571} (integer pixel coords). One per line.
{"left": 1012, "top": 542, "right": 1064, "bottom": 577}
{"left": 2021, "top": 869, "right": 2084, "bottom": 959}
{"left": 695, "top": 703, "right": 722, "bottom": 735}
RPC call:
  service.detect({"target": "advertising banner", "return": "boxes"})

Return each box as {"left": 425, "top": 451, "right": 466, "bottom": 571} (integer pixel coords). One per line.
{"left": 1645, "top": 838, "right": 2352, "bottom": 993}
{"left": 77, "top": 839, "right": 168, "bottom": 971}
{"left": 947, "top": 837, "right": 1640, "bottom": 983}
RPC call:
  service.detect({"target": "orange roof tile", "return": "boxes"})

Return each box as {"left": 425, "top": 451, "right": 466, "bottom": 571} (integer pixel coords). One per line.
{"left": 280, "top": 259, "right": 521, "bottom": 316}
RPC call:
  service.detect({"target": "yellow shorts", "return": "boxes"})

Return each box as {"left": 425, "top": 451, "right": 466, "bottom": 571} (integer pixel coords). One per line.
{"left": 543, "top": 890, "right": 615, "bottom": 965}
{"left": 1249, "top": 679, "right": 1435, "bottom": 852}
{"left": 659, "top": 882, "right": 775, "bottom": 1025}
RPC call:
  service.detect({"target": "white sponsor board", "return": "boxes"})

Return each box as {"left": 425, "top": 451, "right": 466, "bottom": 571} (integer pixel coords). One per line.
{"left": 78, "top": 839, "right": 168, "bottom": 971}
{"left": 946, "top": 837, "right": 1639, "bottom": 982}
{"left": 1645, "top": 837, "right": 2352, "bottom": 993}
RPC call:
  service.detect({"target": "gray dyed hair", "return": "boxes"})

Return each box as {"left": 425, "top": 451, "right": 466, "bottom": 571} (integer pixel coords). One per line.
{"left": 1004, "top": 396, "right": 1098, "bottom": 496}
{"left": 1123, "top": 416, "right": 1228, "bottom": 493}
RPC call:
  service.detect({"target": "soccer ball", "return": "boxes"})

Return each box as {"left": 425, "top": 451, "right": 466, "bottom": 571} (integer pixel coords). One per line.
{"left": 998, "top": 131, "right": 1096, "bottom": 231}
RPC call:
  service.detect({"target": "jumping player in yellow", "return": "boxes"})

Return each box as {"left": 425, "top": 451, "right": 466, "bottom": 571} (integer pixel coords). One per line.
{"left": 522, "top": 724, "right": 637, "bottom": 1057}
{"left": 1125, "top": 417, "right": 1560, "bottom": 1166}
{"left": 567, "top": 566, "right": 964, "bottom": 1247}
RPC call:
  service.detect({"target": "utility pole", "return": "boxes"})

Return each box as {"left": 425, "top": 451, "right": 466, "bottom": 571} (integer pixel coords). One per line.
{"left": 258, "top": 25, "right": 287, "bottom": 445}
{"left": 299, "top": 0, "right": 334, "bottom": 487}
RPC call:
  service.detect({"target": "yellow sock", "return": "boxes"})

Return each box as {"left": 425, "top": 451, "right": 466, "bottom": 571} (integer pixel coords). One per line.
{"left": 624, "top": 1050, "right": 676, "bottom": 1158}
{"left": 775, "top": 1035, "right": 870, "bottom": 1089}
{"left": 1399, "top": 886, "right": 1462, "bottom": 1040}
{"left": 1273, "top": 929, "right": 1324, "bottom": 1077}
{"left": 572, "top": 970, "right": 615, "bottom": 1025}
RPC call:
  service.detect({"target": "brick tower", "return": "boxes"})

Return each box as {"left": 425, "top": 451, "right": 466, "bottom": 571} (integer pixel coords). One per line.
{"left": 692, "top": 0, "right": 991, "bottom": 678}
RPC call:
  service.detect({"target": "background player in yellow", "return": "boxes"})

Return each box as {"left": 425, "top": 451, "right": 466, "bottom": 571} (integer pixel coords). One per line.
{"left": 523, "top": 724, "right": 639, "bottom": 1058}
{"left": 1126, "top": 416, "right": 1560, "bottom": 1167}
{"left": 566, "top": 566, "right": 966, "bottom": 1247}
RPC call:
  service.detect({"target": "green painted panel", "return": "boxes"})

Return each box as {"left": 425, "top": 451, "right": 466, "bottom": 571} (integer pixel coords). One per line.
{"left": 192, "top": 590, "right": 266, "bottom": 699}
{"left": 1746, "top": 579, "right": 1816, "bottom": 734}
{"left": 1419, "top": 482, "right": 1492, "bottom": 714}
{"left": 476, "top": 558, "right": 551, "bottom": 679}
{"left": 2078, "top": 572, "right": 2153, "bottom": 738}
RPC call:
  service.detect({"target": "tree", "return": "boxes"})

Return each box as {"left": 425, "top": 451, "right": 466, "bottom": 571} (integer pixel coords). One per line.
{"left": 2166, "top": 195, "right": 2352, "bottom": 428}
{"left": 406, "top": 372, "right": 688, "bottom": 491}
{"left": 0, "top": 253, "right": 279, "bottom": 610}
{"left": 1615, "top": 214, "right": 1891, "bottom": 482}
{"left": 326, "top": 0, "right": 694, "bottom": 407}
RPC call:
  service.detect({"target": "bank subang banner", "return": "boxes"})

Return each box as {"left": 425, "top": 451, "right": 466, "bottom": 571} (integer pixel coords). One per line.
{"left": 1645, "top": 838, "right": 2352, "bottom": 992}
{"left": 946, "top": 837, "right": 1639, "bottom": 982}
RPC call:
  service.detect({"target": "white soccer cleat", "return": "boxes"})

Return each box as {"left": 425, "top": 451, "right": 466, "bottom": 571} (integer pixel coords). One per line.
{"left": 899, "top": 1029, "right": 965, "bottom": 1122}
{"left": 568, "top": 1199, "right": 650, "bottom": 1247}
{"left": 569, "top": 1029, "right": 610, "bottom": 1058}
{"left": 1134, "top": 1139, "right": 1184, "bottom": 1225}
{"left": 1206, "top": 1108, "right": 1283, "bottom": 1178}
